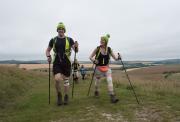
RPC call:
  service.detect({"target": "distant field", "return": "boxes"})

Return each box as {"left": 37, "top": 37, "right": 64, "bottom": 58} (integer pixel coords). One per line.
{"left": 113, "top": 64, "right": 180, "bottom": 81}
{"left": 0, "top": 64, "right": 17, "bottom": 67}
{"left": 16, "top": 64, "right": 121, "bottom": 70}
{"left": 19, "top": 64, "right": 50, "bottom": 70}
{"left": 126, "top": 61, "right": 154, "bottom": 64}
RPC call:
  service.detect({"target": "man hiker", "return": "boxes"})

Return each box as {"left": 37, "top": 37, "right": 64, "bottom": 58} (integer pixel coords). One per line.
{"left": 80, "top": 65, "right": 87, "bottom": 80}
{"left": 89, "top": 34, "right": 121, "bottom": 103}
{"left": 46, "top": 22, "right": 78, "bottom": 106}
{"left": 71, "top": 59, "right": 80, "bottom": 83}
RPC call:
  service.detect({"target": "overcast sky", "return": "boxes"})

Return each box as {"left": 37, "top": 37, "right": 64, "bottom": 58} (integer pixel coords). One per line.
{"left": 0, "top": 0, "right": 180, "bottom": 61}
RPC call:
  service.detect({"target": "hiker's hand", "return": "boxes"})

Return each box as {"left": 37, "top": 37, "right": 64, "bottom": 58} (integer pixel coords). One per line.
{"left": 47, "top": 55, "right": 52, "bottom": 63}
{"left": 117, "top": 53, "right": 121, "bottom": 60}
{"left": 93, "top": 59, "right": 98, "bottom": 64}
{"left": 74, "top": 41, "right": 78, "bottom": 52}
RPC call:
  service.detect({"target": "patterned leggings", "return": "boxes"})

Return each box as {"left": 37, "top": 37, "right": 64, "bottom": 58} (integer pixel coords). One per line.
{"left": 94, "top": 67, "right": 114, "bottom": 95}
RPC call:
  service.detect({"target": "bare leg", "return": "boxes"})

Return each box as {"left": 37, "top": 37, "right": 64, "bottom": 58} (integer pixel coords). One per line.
{"left": 63, "top": 75, "right": 70, "bottom": 105}
{"left": 54, "top": 73, "right": 63, "bottom": 94}
{"left": 63, "top": 76, "right": 70, "bottom": 95}
{"left": 54, "top": 73, "right": 63, "bottom": 105}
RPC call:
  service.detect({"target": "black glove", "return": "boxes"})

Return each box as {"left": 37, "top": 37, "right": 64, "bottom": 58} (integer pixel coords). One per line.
{"left": 47, "top": 55, "right": 52, "bottom": 63}
{"left": 117, "top": 53, "right": 121, "bottom": 60}
{"left": 74, "top": 41, "right": 78, "bottom": 53}
{"left": 75, "top": 47, "right": 78, "bottom": 53}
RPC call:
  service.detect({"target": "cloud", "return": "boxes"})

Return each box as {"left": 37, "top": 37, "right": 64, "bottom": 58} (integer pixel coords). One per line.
{"left": 0, "top": 0, "right": 180, "bottom": 60}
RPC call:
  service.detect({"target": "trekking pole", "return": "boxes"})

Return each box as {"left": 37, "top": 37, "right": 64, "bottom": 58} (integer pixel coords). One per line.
{"left": 48, "top": 61, "right": 51, "bottom": 104}
{"left": 72, "top": 42, "right": 78, "bottom": 98}
{"left": 87, "top": 64, "right": 97, "bottom": 96}
{"left": 118, "top": 53, "right": 140, "bottom": 104}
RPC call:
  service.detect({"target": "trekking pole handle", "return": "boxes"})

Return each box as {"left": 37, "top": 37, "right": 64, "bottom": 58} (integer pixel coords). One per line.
{"left": 74, "top": 41, "right": 78, "bottom": 52}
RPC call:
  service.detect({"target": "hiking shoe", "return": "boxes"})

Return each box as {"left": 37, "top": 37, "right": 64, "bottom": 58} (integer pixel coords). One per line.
{"left": 110, "top": 94, "right": 119, "bottom": 103}
{"left": 57, "top": 92, "right": 63, "bottom": 106}
{"left": 94, "top": 91, "right": 99, "bottom": 97}
{"left": 64, "top": 94, "right": 69, "bottom": 105}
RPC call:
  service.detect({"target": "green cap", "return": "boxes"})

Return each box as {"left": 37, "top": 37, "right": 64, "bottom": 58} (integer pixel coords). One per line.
{"left": 101, "top": 34, "right": 110, "bottom": 44}
{"left": 57, "top": 22, "right": 66, "bottom": 32}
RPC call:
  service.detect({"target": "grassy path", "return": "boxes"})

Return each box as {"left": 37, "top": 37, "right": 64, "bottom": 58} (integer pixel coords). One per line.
{"left": 0, "top": 66, "right": 180, "bottom": 122}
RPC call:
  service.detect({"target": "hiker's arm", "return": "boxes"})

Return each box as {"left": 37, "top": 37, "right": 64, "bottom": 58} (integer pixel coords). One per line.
{"left": 46, "top": 47, "right": 52, "bottom": 62}
{"left": 111, "top": 50, "right": 121, "bottom": 61}
{"left": 46, "top": 47, "right": 52, "bottom": 57}
{"left": 89, "top": 48, "right": 97, "bottom": 62}
{"left": 46, "top": 38, "right": 54, "bottom": 57}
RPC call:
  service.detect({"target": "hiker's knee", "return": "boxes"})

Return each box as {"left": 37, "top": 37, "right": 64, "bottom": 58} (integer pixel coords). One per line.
{"left": 54, "top": 73, "right": 63, "bottom": 81}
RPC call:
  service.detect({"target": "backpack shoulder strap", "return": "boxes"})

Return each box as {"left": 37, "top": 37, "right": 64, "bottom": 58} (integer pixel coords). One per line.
{"left": 95, "top": 46, "right": 101, "bottom": 59}
{"left": 53, "top": 36, "right": 58, "bottom": 43}
{"left": 65, "top": 36, "right": 71, "bottom": 60}
{"left": 107, "top": 47, "right": 112, "bottom": 54}
{"left": 107, "top": 47, "right": 113, "bottom": 64}
{"left": 66, "top": 36, "right": 71, "bottom": 43}
{"left": 53, "top": 36, "right": 58, "bottom": 53}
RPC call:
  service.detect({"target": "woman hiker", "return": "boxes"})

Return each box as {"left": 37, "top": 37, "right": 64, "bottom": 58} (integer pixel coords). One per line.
{"left": 46, "top": 22, "right": 78, "bottom": 106}
{"left": 89, "top": 34, "right": 121, "bottom": 103}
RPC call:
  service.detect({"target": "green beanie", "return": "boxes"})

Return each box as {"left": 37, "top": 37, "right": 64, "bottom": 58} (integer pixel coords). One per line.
{"left": 57, "top": 22, "right": 66, "bottom": 32}
{"left": 101, "top": 34, "right": 110, "bottom": 44}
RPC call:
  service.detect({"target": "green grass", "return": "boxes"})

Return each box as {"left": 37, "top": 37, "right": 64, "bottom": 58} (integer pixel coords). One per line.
{"left": 0, "top": 65, "right": 180, "bottom": 122}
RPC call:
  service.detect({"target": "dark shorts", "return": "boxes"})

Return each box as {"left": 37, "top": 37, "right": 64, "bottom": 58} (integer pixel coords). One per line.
{"left": 53, "top": 61, "right": 71, "bottom": 77}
